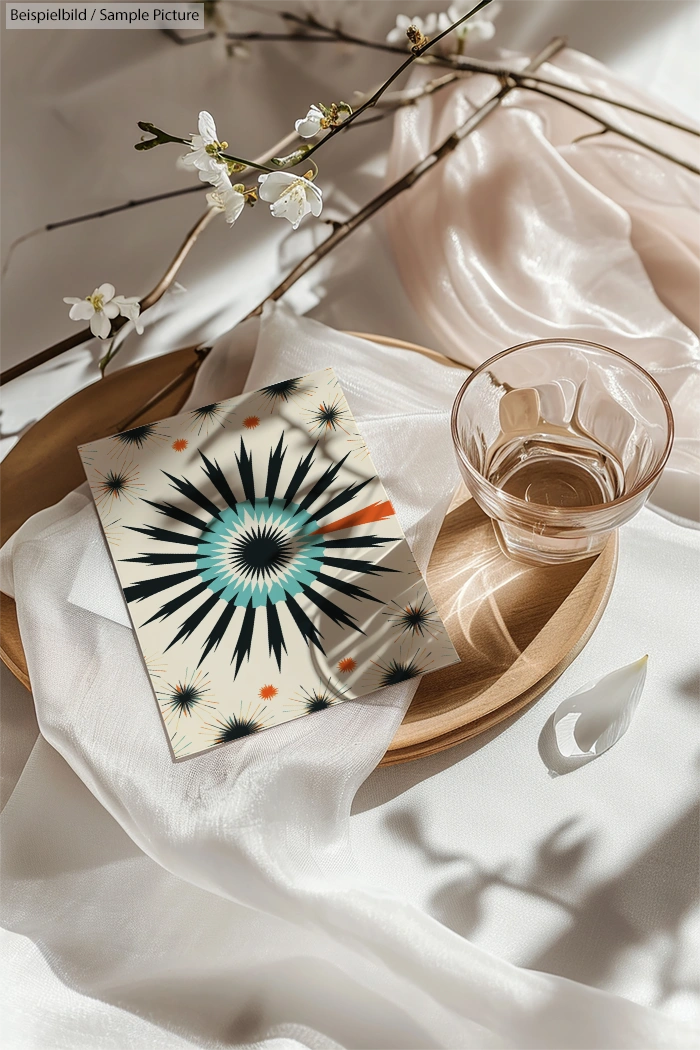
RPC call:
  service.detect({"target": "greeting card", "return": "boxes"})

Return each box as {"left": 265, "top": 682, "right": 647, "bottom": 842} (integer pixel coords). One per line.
{"left": 79, "top": 368, "right": 459, "bottom": 758}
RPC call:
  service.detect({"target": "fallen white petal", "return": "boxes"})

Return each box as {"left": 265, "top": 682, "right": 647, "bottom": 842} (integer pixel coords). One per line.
{"left": 553, "top": 656, "right": 648, "bottom": 759}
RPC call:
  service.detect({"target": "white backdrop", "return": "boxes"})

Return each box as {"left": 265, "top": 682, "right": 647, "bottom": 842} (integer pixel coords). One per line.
{"left": 1, "top": 2, "right": 699, "bottom": 1045}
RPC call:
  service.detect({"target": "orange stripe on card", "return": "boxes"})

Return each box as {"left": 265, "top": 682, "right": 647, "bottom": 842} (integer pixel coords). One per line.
{"left": 310, "top": 500, "right": 395, "bottom": 536}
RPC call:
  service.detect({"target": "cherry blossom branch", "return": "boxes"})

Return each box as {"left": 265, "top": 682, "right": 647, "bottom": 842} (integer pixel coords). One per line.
{"left": 233, "top": 11, "right": 700, "bottom": 140}
{"left": 240, "top": 35, "right": 567, "bottom": 322}
{"left": 0, "top": 73, "right": 464, "bottom": 282}
{"left": 0, "top": 208, "right": 217, "bottom": 386}
{"left": 291, "top": 0, "right": 494, "bottom": 165}
{"left": 136, "top": 0, "right": 495, "bottom": 172}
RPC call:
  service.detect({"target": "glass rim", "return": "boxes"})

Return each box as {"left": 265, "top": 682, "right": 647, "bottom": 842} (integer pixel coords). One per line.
{"left": 450, "top": 337, "right": 675, "bottom": 518}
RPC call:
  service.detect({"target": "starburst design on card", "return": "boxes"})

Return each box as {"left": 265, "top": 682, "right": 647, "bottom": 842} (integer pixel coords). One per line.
{"left": 372, "top": 647, "right": 433, "bottom": 687}
{"left": 288, "top": 675, "right": 347, "bottom": 715}
{"left": 296, "top": 686, "right": 338, "bottom": 713}
{"left": 384, "top": 591, "right": 442, "bottom": 640}
{"left": 92, "top": 465, "right": 145, "bottom": 512}
{"left": 304, "top": 395, "right": 354, "bottom": 438}
{"left": 188, "top": 403, "right": 230, "bottom": 436}
{"left": 158, "top": 669, "right": 216, "bottom": 727}
{"left": 110, "top": 423, "right": 168, "bottom": 460}
{"left": 79, "top": 366, "right": 459, "bottom": 759}
{"left": 261, "top": 378, "right": 302, "bottom": 403}
{"left": 259, "top": 375, "right": 316, "bottom": 411}
{"left": 205, "top": 700, "right": 274, "bottom": 744}
{"left": 122, "top": 436, "right": 401, "bottom": 676}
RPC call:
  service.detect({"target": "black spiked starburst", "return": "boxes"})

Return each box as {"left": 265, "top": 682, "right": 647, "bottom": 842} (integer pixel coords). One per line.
{"left": 210, "top": 714, "right": 261, "bottom": 742}
{"left": 304, "top": 395, "right": 353, "bottom": 437}
{"left": 385, "top": 592, "right": 441, "bottom": 639}
{"left": 122, "top": 435, "right": 399, "bottom": 676}
{"left": 188, "top": 403, "right": 229, "bottom": 436}
{"left": 158, "top": 670, "right": 215, "bottom": 726}
{"left": 300, "top": 688, "right": 336, "bottom": 713}
{"left": 289, "top": 675, "right": 347, "bottom": 715}
{"left": 112, "top": 423, "right": 165, "bottom": 456}
{"left": 93, "top": 466, "right": 145, "bottom": 511}
{"left": 206, "top": 702, "right": 271, "bottom": 744}
{"left": 259, "top": 378, "right": 305, "bottom": 405}
{"left": 229, "top": 523, "right": 293, "bottom": 582}
{"left": 373, "top": 650, "right": 432, "bottom": 687}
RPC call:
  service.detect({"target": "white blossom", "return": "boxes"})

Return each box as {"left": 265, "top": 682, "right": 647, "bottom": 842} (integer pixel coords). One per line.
{"left": 386, "top": 12, "right": 438, "bottom": 47}
{"left": 113, "top": 295, "right": 144, "bottom": 334}
{"left": 295, "top": 104, "right": 325, "bottom": 139}
{"left": 63, "top": 283, "right": 122, "bottom": 339}
{"left": 180, "top": 111, "right": 229, "bottom": 188}
{"left": 437, "top": 0, "right": 501, "bottom": 45}
{"left": 258, "top": 171, "right": 323, "bottom": 229}
{"left": 206, "top": 175, "right": 246, "bottom": 226}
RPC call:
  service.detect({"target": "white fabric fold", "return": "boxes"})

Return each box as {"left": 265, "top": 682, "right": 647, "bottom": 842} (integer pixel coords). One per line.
{"left": 1, "top": 304, "right": 697, "bottom": 1048}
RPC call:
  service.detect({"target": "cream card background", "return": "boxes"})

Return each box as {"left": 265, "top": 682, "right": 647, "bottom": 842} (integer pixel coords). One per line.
{"left": 79, "top": 367, "right": 458, "bottom": 758}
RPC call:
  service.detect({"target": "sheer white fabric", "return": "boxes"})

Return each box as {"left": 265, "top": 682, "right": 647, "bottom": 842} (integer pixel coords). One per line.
{"left": 1, "top": 305, "right": 698, "bottom": 1048}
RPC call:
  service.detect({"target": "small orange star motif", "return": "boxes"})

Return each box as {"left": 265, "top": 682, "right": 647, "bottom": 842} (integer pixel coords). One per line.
{"left": 172, "top": 438, "right": 188, "bottom": 452}
{"left": 243, "top": 416, "right": 260, "bottom": 429}
{"left": 338, "top": 657, "right": 357, "bottom": 674}
{"left": 259, "top": 684, "right": 278, "bottom": 700}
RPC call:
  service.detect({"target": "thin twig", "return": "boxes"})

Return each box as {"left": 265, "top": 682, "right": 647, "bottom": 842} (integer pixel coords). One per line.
{"left": 572, "top": 128, "right": 609, "bottom": 145}
{"left": 522, "top": 82, "right": 700, "bottom": 176}
{"left": 512, "top": 72, "right": 699, "bottom": 137}
{"left": 0, "top": 4, "right": 493, "bottom": 383}
{"left": 226, "top": 30, "right": 346, "bottom": 44}
{"left": 0, "top": 129, "right": 300, "bottom": 278}
{"left": 115, "top": 346, "right": 213, "bottom": 431}
{"left": 275, "top": 10, "right": 426, "bottom": 59}
{"left": 227, "top": 25, "right": 426, "bottom": 59}
{"left": 161, "top": 27, "right": 216, "bottom": 45}
{"left": 376, "top": 72, "right": 464, "bottom": 107}
{"left": 0, "top": 209, "right": 217, "bottom": 386}
{"left": 241, "top": 37, "right": 567, "bottom": 322}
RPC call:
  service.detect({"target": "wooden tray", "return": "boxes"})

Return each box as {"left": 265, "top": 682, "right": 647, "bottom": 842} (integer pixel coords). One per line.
{"left": 0, "top": 334, "right": 617, "bottom": 764}
{"left": 383, "top": 489, "right": 615, "bottom": 763}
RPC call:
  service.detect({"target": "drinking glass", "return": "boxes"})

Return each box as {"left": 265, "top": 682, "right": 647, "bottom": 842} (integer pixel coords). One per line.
{"left": 451, "top": 339, "right": 674, "bottom": 565}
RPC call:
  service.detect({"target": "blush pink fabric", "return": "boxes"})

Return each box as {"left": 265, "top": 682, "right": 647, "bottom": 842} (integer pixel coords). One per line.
{"left": 385, "top": 48, "right": 700, "bottom": 521}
